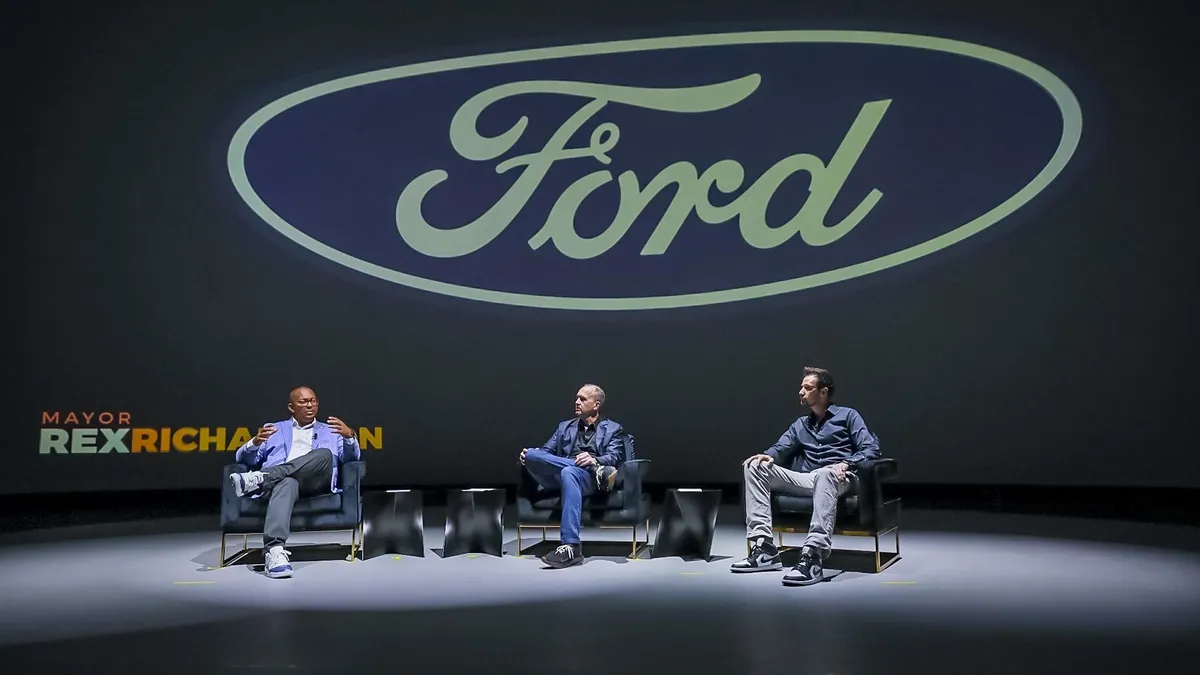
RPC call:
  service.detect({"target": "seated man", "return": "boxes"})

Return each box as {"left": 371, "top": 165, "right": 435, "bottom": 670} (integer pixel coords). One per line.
{"left": 229, "top": 386, "right": 362, "bottom": 579}
{"left": 731, "top": 366, "right": 880, "bottom": 586}
{"left": 519, "top": 383, "right": 625, "bottom": 569}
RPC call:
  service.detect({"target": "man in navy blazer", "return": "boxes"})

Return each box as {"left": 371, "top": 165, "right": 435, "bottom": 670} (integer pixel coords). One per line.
{"left": 520, "top": 384, "right": 626, "bottom": 568}
{"left": 229, "top": 386, "right": 362, "bottom": 578}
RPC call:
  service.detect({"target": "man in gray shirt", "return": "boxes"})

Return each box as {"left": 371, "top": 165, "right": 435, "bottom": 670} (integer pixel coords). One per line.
{"left": 731, "top": 366, "right": 881, "bottom": 586}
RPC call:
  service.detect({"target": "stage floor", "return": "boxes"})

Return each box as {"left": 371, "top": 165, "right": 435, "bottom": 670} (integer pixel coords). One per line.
{"left": 2, "top": 506, "right": 1198, "bottom": 674}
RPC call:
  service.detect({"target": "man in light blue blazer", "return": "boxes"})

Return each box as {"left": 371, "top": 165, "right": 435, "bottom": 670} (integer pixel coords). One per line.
{"left": 519, "top": 384, "right": 626, "bottom": 569}
{"left": 230, "top": 386, "right": 361, "bottom": 578}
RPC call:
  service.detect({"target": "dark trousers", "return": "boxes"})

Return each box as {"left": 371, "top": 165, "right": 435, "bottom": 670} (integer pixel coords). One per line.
{"left": 262, "top": 448, "right": 334, "bottom": 549}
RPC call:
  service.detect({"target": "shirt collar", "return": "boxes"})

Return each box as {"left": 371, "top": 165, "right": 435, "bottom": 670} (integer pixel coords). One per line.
{"left": 291, "top": 417, "right": 315, "bottom": 430}
{"left": 806, "top": 404, "right": 839, "bottom": 425}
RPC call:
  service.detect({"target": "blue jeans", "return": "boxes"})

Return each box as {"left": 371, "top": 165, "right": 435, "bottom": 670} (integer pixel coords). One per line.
{"left": 523, "top": 449, "right": 595, "bottom": 544}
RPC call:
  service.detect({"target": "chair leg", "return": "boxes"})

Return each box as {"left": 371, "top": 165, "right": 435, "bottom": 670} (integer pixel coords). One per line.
{"left": 876, "top": 526, "right": 901, "bottom": 572}
{"left": 219, "top": 532, "right": 254, "bottom": 567}
{"left": 516, "top": 526, "right": 522, "bottom": 556}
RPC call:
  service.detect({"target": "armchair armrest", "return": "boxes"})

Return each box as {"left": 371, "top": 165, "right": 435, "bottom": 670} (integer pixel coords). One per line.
{"left": 619, "top": 459, "right": 651, "bottom": 519}
{"left": 854, "top": 458, "right": 898, "bottom": 530}
{"left": 339, "top": 460, "right": 366, "bottom": 493}
{"left": 339, "top": 460, "right": 366, "bottom": 524}
{"left": 620, "top": 459, "right": 650, "bottom": 490}
{"left": 857, "top": 458, "right": 897, "bottom": 482}
{"left": 221, "top": 463, "right": 249, "bottom": 530}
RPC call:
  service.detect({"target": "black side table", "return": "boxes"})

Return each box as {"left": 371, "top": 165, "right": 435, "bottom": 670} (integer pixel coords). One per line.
{"left": 443, "top": 488, "right": 506, "bottom": 557}
{"left": 361, "top": 489, "right": 425, "bottom": 559}
{"left": 651, "top": 488, "right": 722, "bottom": 561}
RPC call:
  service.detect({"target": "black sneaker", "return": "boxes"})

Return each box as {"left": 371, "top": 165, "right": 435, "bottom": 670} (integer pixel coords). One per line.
{"left": 730, "top": 537, "right": 782, "bottom": 573}
{"left": 542, "top": 543, "right": 583, "bottom": 569}
{"left": 782, "top": 548, "right": 824, "bottom": 586}
{"left": 595, "top": 466, "right": 618, "bottom": 493}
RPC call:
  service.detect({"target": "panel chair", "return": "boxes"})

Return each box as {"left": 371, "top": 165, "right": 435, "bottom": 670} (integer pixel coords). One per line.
{"left": 766, "top": 456, "right": 900, "bottom": 573}
{"left": 516, "top": 434, "right": 651, "bottom": 558}
{"left": 219, "top": 460, "right": 366, "bottom": 567}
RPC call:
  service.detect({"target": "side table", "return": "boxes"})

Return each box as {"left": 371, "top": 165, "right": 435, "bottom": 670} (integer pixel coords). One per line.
{"left": 443, "top": 487, "right": 506, "bottom": 557}
{"left": 361, "top": 489, "right": 425, "bottom": 559}
{"left": 651, "top": 488, "right": 721, "bottom": 561}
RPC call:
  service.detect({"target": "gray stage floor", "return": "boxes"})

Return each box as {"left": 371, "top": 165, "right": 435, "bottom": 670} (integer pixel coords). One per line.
{"left": 1, "top": 506, "right": 1199, "bottom": 674}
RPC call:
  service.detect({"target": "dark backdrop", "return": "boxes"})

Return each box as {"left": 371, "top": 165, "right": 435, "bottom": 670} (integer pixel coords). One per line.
{"left": 8, "top": 0, "right": 1198, "bottom": 494}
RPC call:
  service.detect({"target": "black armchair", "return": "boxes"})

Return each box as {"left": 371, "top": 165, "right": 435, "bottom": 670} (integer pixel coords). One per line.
{"left": 516, "top": 434, "right": 652, "bottom": 557}
{"left": 771, "top": 457, "right": 900, "bottom": 573}
{"left": 219, "top": 460, "right": 366, "bottom": 566}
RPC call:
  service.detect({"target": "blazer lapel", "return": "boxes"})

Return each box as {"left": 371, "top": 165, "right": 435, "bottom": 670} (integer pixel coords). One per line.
{"left": 562, "top": 421, "right": 576, "bottom": 454}
{"left": 279, "top": 421, "right": 294, "bottom": 456}
{"left": 595, "top": 421, "right": 610, "bottom": 452}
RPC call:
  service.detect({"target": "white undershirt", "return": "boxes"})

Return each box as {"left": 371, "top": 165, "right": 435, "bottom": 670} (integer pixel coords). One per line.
{"left": 286, "top": 419, "right": 315, "bottom": 462}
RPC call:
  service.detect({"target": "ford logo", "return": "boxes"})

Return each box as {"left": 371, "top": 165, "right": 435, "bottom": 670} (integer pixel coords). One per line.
{"left": 227, "top": 30, "right": 1082, "bottom": 310}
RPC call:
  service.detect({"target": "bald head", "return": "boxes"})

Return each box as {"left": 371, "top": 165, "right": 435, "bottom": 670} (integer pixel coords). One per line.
{"left": 288, "top": 386, "right": 319, "bottom": 424}
{"left": 581, "top": 384, "right": 605, "bottom": 406}
{"left": 573, "top": 383, "right": 605, "bottom": 422}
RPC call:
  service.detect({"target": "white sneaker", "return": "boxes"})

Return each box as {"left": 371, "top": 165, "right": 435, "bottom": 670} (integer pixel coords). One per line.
{"left": 230, "top": 471, "right": 265, "bottom": 497}
{"left": 264, "top": 546, "right": 292, "bottom": 578}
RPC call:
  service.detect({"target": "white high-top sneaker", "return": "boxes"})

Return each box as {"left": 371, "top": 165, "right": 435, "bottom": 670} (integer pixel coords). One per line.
{"left": 264, "top": 546, "right": 292, "bottom": 578}
{"left": 230, "top": 471, "right": 265, "bottom": 497}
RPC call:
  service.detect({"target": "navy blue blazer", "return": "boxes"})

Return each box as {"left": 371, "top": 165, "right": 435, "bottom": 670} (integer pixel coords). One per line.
{"left": 537, "top": 417, "right": 627, "bottom": 467}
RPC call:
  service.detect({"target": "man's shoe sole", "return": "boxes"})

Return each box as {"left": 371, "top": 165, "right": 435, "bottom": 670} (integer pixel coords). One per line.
{"left": 230, "top": 474, "right": 245, "bottom": 497}
{"left": 781, "top": 575, "right": 823, "bottom": 586}
{"left": 730, "top": 562, "right": 783, "bottom": 573}
{"left": 266, "top": 568, "right": 293, "bottom": 579}
{"left": 542, "top": 556, "right": 584, "bottom": 569}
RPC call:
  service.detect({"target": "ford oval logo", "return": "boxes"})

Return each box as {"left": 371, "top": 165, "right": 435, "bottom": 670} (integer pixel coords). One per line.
{"left": 227, "top": 30, "right": 1082, "bottom": 310}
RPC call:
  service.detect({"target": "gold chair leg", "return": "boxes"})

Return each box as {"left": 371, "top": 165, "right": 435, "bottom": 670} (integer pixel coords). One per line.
{"left": 631, "top": 523, "right": 637, "bottom": 557}
{"left": 219, "top": 534, "right": 226, "bottom": 568}
{"left": 516, "top": 526, "right": 522, "bottom": 555}
{"left": 876, "top": 526, "right": 901, "bottom": 572}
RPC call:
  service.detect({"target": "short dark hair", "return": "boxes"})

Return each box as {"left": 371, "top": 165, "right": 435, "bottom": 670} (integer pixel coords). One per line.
{"left": 803, "top": 367, "right": 835, "bottom": 399}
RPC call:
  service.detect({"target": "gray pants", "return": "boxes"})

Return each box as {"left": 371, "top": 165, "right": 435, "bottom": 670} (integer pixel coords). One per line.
{"left": 262, "top": 448, "right": 334, "bottom": 549}
{"left": 744, "top": 461, "right": 854, "bottom": 555}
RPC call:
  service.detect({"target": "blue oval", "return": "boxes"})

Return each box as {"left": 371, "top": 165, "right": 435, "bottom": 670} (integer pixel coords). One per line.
{"left": 228, "top": 30, "right": 1082, "bottom": 310}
